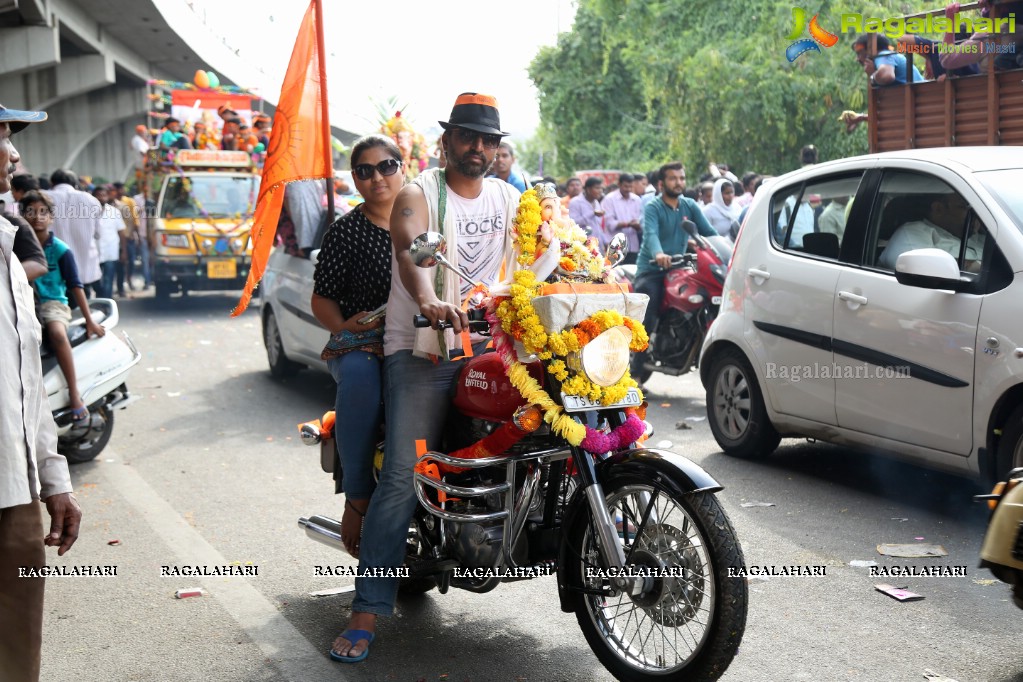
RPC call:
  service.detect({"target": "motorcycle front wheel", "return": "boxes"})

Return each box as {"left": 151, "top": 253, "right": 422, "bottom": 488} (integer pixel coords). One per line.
{"left": 566, "top": 474, "right": 747, "bottom": 681}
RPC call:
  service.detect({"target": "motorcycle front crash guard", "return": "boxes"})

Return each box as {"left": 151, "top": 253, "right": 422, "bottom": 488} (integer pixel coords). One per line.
{"left": 556, "top": 448, "right": 723, "bottom": 613}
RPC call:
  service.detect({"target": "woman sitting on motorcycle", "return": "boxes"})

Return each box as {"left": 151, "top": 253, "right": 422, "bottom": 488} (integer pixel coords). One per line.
{"left": 311, "top": 134, "right": 406, "bottom": 557}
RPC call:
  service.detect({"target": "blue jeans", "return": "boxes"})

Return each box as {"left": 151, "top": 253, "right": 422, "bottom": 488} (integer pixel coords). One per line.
{"left": 98, "top": 261, "right": 117, "bottom": 299}
{"left": 327, "top": 351, "right": 382, "bottom": 501}
{"left": 353, "top": 349, "right": 471, "bottom": 616}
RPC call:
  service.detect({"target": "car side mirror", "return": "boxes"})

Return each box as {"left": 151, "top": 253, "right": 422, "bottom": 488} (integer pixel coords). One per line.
{"left": 894, "top": 248, "right": 969, "bottom": 292}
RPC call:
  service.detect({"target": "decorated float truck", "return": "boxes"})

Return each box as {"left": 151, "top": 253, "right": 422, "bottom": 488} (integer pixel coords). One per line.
{"left": 145, "top": 149, "right": 260, "bottom": 300}
{"left": 144, "top": 86, "right": 263, "bottom": 299}
{"left": 865, "top": 7, "right": 1023, "bottom": 151}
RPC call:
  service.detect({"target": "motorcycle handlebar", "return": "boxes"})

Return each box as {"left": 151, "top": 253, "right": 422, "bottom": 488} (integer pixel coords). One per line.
{"left": 649, "top": 253, "right": 698, "bottom": 267}
{"left": 412, "top": 313, "right": 490, "bottom": 332}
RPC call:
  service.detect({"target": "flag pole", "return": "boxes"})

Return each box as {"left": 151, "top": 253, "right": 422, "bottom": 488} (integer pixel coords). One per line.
{"left": 314, "top": 0, "right": 334, "bottom": 226}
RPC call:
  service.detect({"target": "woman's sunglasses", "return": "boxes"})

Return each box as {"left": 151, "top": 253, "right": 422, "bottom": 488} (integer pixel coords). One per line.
{"left": 353, "top": 158, "right": 402, "bottom": 181}
{"left": 453, "top": 128, "right": 502, "bottom": 149}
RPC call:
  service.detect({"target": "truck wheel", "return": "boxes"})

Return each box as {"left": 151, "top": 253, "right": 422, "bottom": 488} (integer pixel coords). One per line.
{"left": 996, "top": 405, "right": 1023, "bottom": 479}
{"left": 706, "top": 347, "right": 780, "bottom": 458}
{"left": 263, "top": 308, "right": 300, "bottom": 378}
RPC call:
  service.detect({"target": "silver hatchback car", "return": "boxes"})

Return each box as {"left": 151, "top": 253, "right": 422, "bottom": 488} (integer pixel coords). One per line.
{"left": 700, "top": 147, "right": 1023, "bottom": 481}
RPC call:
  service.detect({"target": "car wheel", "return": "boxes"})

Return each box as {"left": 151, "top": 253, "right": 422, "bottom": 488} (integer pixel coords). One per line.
{"left": 263, "top": 308, "right": 300, "bottom": 379}
{"left": 996, "top": 405, "right": 1023, "bottom": 478}
{"left": 706, "top": 347, "right": 780, "bottom": 458}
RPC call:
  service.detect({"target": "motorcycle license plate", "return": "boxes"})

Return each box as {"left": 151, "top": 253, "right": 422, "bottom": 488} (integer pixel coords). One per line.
{"left": 562, "top": 388, "right": 642, "bottom": 413}
{"left": 711, "top": 296, "right": 722, "bottom": 305}
{"left": 207, "top": 259, "right": 237, "bottom": 279}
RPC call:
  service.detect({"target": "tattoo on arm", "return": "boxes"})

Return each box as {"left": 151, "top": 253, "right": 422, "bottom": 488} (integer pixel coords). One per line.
{"left": 401, "top": 207, "right": 414, "bottom": 217}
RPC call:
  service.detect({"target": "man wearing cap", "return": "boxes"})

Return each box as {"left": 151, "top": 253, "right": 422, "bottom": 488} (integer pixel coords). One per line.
{"left": 331, "top": 93, "right": 521, "bottom": 664}
{"left": 0, "top": 104, "right": 82, "bottom": 682}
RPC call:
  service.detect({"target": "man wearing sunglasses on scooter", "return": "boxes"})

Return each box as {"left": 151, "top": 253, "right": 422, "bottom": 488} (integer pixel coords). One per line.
{"left": 330, "top": 93, "right": 521, "bottom": 664}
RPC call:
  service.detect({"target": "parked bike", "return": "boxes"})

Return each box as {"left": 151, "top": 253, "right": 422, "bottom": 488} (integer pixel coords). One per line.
{"left": 634, "top": 220, "right": 733, "bottom": 384}
{"left": 43, "top": 298, "right": 141, "bottom": 463}
{"left": 299, "top": 233, "right": 747, "bottom": 681}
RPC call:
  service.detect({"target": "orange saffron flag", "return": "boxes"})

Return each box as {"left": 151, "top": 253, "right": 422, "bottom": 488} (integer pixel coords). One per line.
{"left": 232, "top": 0, "right": 332, "bottom": 316}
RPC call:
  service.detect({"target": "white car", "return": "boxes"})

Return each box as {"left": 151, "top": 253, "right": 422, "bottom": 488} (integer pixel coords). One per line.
{"left": 259, "top": 188, "right": 362, "bottom": 378}
{"left": 260, "top": 246, "right": 328, "bottom": 377}
{"left": 700, "top": 147, "right": 1023, "bottom": 482}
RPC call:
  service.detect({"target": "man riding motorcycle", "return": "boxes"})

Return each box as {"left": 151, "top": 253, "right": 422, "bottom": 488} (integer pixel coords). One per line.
{"left": 630, "top": 162, "right": 718, "bottom": 382}
{"left": 332, "top": 93, "right": 520, "bottom": 664}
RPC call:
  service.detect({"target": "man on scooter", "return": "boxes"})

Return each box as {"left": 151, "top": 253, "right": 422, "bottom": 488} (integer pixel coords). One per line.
{"left": 630, "top": 162, "right": 717, "bottom": 383}
{"left": 331, "top": 93, "right": 521, "bottom": 664}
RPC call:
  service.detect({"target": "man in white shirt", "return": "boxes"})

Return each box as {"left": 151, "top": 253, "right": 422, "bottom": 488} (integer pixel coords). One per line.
{"left": 47, "top": 169, "right": 102, "bottom": 297}
{"left": 92, "top": 185, "right": 126, "bottom": 298}
{"left": 880, "top": 193, "right": 982, "bottom": 270}
{"left": 0, "top": 103, "right": 81, "bottom": 682}
{"left": 602, "top": 173, "right": 644, "bottom": 263}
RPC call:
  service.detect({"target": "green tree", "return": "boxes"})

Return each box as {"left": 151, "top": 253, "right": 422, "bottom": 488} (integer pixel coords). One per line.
{"left": 528, "top": 4, "right": 671, "bottom": 177}
{"left": 534, "top": 0, "right": 932, "bottom": 176}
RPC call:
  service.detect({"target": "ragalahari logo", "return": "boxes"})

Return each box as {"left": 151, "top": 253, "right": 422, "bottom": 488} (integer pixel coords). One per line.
{"left": 786, "top": 7, "right": 840, "bottom": 61}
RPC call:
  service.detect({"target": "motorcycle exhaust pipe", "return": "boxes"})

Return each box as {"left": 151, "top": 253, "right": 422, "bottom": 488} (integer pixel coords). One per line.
{"left": 298, "top": 515, "right": 347, "bottom": 553}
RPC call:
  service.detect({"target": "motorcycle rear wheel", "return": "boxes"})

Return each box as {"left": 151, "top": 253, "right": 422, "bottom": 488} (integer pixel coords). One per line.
{"left": 566, "top": 476, "right": 747, "bottom": 681}
{"left": 60, "top": 405, "right": 114, "bottom": 464}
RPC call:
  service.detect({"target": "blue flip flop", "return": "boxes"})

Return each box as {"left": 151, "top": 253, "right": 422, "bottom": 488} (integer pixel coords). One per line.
{"left": 328, "top": 629, "right": 375, "bottom": 663}
{"left": 70, "top": 406, "right": 90, "bottom": 425}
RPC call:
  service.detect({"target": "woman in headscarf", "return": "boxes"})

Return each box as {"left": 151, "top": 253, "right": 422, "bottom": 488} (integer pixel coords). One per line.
{"left": 701, "top": 177, "right": 742, "bottom": 238}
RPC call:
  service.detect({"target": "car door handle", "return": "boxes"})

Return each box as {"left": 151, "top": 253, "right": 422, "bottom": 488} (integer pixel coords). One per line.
{"left": 748, "top": 268, "right": 771, "bottom": 281}
{"left": 838, "top": 291, "right": 868, "bottom": 306}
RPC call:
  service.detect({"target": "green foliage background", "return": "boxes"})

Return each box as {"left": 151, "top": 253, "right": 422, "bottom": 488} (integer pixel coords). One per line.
{"left": 527, "top": 0, "right": 931, "bottom": 179}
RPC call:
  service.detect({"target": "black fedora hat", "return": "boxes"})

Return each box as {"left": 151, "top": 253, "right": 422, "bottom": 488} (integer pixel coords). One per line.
{"left": 0, "top": 103, "right": 47, "bottom": 135}
{"left": 438, "top": 92, "right": 508, "bottom": 136}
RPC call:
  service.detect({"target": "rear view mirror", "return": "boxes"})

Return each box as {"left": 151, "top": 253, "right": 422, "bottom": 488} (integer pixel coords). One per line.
{"left": 894, "top": 248, "right": 969, "bottom": 292}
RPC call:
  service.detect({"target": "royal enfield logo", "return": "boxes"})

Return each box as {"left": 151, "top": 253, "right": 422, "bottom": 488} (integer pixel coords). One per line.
{"left": 785, "top": 7, "right": 839, "bottom": 62}
{"left": 464, "top": 368, "right": 490, "bottom": 390}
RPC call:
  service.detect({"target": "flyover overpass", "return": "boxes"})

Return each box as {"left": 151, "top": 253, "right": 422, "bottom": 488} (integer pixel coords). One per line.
{"left": 0, "top": 0, "right": 355, "bottom": 182}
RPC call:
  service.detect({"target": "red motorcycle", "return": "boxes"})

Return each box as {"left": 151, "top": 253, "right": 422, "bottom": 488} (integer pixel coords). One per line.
{"left": 634, "top": 220, "right": 733, "bottom": 384}
{"left": 298, "top": 233, "right": 747, "bottom": 681}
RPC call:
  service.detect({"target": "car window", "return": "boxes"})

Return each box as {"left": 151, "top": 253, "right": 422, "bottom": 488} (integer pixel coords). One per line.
{"left": 770, "top": 172, "right": 865, "bottom": 258}
{"left": 975, "top": 169, "right": 1023, "bottom": 235}
{"left": 867, "top": 171, "right": 985, "bottom": 274}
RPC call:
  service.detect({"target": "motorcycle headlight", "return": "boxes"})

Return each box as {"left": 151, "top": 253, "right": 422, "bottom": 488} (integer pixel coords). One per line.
{"left": 576, "top": 326, "right": 632, "bottom": 387}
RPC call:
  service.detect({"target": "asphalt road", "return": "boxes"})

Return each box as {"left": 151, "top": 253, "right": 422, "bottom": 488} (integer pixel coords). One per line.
{"left": 39, "top": 290, "right": 1023, "bottom": 682}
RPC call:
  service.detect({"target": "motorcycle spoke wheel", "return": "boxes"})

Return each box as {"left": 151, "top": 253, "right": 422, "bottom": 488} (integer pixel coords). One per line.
{"left": 580, "top": 485, "right": 715, "bottom": 675}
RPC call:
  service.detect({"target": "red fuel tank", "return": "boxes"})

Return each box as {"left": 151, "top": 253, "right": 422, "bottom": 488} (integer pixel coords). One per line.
{"left": 452, "top": 353, "right": 544, "bottom": 422}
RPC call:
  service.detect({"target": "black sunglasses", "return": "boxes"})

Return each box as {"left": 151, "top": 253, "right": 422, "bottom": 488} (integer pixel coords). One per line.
{"left": 353, "top": 158, "right": 402, "bottom": 181}
{"left": 453, "top": 128, "right": 502, "bottom": 149}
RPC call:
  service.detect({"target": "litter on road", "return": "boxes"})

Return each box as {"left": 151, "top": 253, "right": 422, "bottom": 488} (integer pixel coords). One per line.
{"left": 174, "top": 588, "right": 204, "bottom": 599}
{"left": 877, "top": 543, "right": 947, "bottom": 557}
{"left": 923, "top": 669, "right": 960, "bottom": 681}
{"left": 849, "top": 560, "right": 878, "bottom": 567}
{"left": 875, "top": 584, "right": 924, "bottom": 602}
{"left": 309, "top": 586, "right": 355, "bottom": 597}
{"left": 740, "top": 502, "right": 776, "bottom": 508}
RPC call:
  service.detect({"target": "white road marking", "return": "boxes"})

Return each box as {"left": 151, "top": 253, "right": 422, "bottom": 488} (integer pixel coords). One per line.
{"left": 98, "top": 455, "right": 346, "bottom": 681}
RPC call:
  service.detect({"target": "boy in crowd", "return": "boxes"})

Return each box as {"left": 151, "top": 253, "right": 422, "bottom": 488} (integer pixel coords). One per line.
{"left": 20, "top": 190, "right": 106, "bottom": 424}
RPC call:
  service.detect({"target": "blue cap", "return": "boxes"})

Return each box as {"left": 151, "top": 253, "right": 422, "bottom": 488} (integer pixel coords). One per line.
{"left": 0, "top": 103, "right": 47, "bottom": 134}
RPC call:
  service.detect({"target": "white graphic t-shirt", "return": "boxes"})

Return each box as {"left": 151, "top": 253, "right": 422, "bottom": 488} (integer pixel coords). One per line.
{"left": 385, "top": 178, "right": 516, "bottom": 354}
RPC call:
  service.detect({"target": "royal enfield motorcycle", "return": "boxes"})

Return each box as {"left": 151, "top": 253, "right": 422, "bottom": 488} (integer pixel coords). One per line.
{"left": 977, "top": 467, "right": 1023, "bottom": 610}
{"left": 43, "top": 298, "right": 141, "bottom": 463}
{"left": 298, "top": 233, "right": 747, "bottom": 680}
{"left": 634, "top": 220, "right": 733, "bottom": 385}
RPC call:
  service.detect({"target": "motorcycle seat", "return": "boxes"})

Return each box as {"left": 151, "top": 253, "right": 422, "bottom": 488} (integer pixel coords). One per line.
{"left": 39, "top": 309, "right": 107, "bottom": 359}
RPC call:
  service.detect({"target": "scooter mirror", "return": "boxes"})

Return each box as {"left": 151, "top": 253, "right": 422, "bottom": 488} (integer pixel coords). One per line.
{"left": 605, "top": 233, "right": 628, "bottom": 266}
{"left": 681, "top": 219, "right": 698, "bottom": 237}
{"left": 410, "top": 232, "right": 446, "bottom": 268}
{"left": 409, "top": 232, "right": 483, "bottom": 287}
